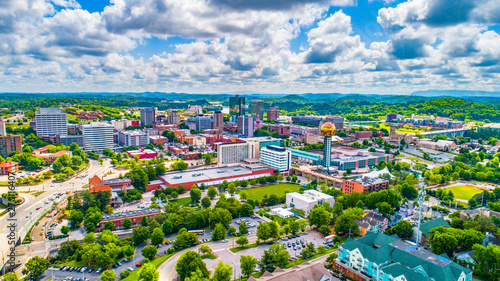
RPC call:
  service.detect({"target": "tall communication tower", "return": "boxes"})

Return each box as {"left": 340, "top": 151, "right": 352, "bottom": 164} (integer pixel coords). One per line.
{"left": 416, "top": 175, "right": 426, "bottom": 249}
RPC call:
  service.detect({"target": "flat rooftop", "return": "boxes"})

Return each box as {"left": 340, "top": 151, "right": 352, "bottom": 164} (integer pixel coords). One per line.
{"left": 159, "top": 166, "right": 260, "bottom": 185}
{"left": 103, "top": 178, "right": 131, "bottom": 184}
{"left": 101, "top": 208, "right": 160, "bottom": 221}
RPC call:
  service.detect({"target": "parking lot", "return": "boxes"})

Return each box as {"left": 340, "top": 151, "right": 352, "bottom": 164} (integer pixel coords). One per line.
{"left": 206, "top": 231, "right": 325, "bottom": 278}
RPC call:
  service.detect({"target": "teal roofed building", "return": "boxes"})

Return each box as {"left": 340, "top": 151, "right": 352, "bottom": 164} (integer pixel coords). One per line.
{"left": 336, "top": 232, "right": 472, "bottom": 281}
{"left": 290, "top": 149, "right": 322, "bottom": 165}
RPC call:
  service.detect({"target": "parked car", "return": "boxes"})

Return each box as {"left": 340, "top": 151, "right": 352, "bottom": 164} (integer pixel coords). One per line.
{"left": 96, "top": 268, "right": 102, "bottom": 273}
{"left": 136, "top": 263, "right": 141, "bottom": 267}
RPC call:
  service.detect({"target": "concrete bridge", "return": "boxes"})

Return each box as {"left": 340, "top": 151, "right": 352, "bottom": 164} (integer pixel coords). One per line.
{"left": 420, "top": 128, "right": 470, "bottom": 138}
{"left": 292, "top": 166, "right": 343, "bottom": 187}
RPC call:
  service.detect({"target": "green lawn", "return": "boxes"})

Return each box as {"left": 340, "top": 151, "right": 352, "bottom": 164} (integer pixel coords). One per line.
{"left": 442, "top": 185, "right": 484, "bottom": 200}
{"left": 168, "top": 197, "right": 192, "bottom": 206}
{"left": 241, "top": 183, "right": 302, "bottom": 202}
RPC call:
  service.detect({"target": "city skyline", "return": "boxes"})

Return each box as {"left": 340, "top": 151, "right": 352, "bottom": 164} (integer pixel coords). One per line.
{"left": 1, "top": 0, "right": 499, "bottom": 94}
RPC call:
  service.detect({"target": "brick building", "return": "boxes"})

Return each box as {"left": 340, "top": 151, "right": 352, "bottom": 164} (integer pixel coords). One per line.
{"left": 268, "top": 124, "right": 290, "bottom": 136}
{"left": 0, "top": 161, "right": 19, "bottom": 175}
{"left": 354, "top": 131, "right": 373, "bottom": 139}
{"left": 0, "top": 135, "right": 22, "bottom": 158}
{"left": 95, "top": 209, "right": 160, "bottom": 232}
{"left": 342, "top": 177, "right": 389, "bottom": 194}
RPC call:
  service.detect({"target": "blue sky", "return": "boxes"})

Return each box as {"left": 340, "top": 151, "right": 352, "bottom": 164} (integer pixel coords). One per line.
{"left": 0, "top": 0, "right": 499, "bottom": 94}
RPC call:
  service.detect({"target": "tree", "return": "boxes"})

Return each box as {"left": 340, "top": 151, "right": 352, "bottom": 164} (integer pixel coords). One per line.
{"left": 239, "top": 221, "right": 249, "bottom": 235}
{"left": 236, "top": 236, "right": 249, "bottom": 247}
{"left": 190, "top": 187, "right": 202, "bottom": 203}
{"left": 100, "top": 269, "right": 116, "bottom": 281}
{"left": 473, "top": 244, "right": 500, "bottom": 281}
{"left": 22, "top": 256, "right": 50, "bottom": 279}
{"left": 228, "top": 226, "right": 237, "bottom": 236}
{"left": 141, "top": 215, "right": 149, "bottom": 226}
{"left": 228, "top": 183, "right": 236, "bottom": 195}
{"left": 207, "top": 186, "right": 218, "bottom": 199}
{"left": 155, "top": 163, "right": 167, "bottom": 175}
{"left": 289, "top": 220, "right": 300, "bottom": 235}
{"left": 307, "top": 205, "right": 331, "bottom": 228}
{"left": 204, "top": 155, "right": 212, "bottom": 166}
{"left": 240, "top": 255, "right": 258, "bottom": 278}
{"left": 68, "top": 209, "right": 84, "bottom": 228}
{"left": 210, "top": 208, "right": 233, "bottom": 228}
{"left": 173, "top": 228, "right": 199, "bottom": 251}
{"left": 389, "top": 221, "right": 413, "bottom": 239}
{"left": 1, "top": 272, "right": 18, "bottom": 281}
{"left": 211, "top": 261, "right": 232, "bottom": 281}
{"left": 429, "top": 232, "right": 458, "bottom": 256}
{"left": 212, "top": 223, "right": 226, "bottom": 241}
{"left": 201, "top": 196, "right": 211, "bottom": 208}
{"left": 172, "top": 160, "right": 189, "bottom": 171}
{"left": 151, "top": 227, "right": 165, "bottom": 246}
{"left": 334, "top": 214, "right": 360, "bottom": 236}
{"left": 257, "top": 222, "right": 271, "bottom": 241}
{"left": 259, "top": 243, "right": 290, "bottom": 272}
{"left": 142, "top": 245, "right": 158, "bottom": 260}
{"left": 176, "top": 251, "right": 209, "bottom": 281}
{"left": 318, "top": 225, "right": 331, "bottom": 237}
{"left": 162, "top": 220, "right": 174, "bottom": 234}
{"left": 61, "top": 226, "right": 69, "bottom": 235}
{"left": 400, "top": 184, "right": 418, "bottom": 200}
{"left": 105, "top": 221, "right": 114, "bottom": 231}
{"left": 139, "top": 262, "right": 159, "bottom": 281}
{"left": 239, "top": 190, "right": 248, "bottom": 201}
{"left": 123, "top": 217, "right": 132, "bottom": 228}
{"left": 132, "top": 226, "right": 150, "bottom": 245}
{"left": 377, "top": 202, "right": 394, "bottom": 218}
{"left": 301, "top": 243, "right": 316, "bottom": 259}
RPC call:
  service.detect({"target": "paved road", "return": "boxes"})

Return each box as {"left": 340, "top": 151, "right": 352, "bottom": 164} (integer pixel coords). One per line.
{"left": 0, "top": 159, "right": 111, "bottom": 274}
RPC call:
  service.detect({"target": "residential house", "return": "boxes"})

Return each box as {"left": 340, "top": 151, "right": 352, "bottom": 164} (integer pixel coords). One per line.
{"left": 412, "top": 217, "right": 450, "bottom": 246}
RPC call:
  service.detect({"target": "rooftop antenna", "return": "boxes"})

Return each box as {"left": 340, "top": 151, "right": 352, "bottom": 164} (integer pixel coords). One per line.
{"left": 416, "top": 175, "right": 425, "bottom": 249}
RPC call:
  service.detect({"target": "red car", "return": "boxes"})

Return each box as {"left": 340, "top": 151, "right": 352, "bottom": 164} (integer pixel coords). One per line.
{"left": 36, "top": 207, "right": 41, "bottom": 210}
{"left": 136, "top": 263, "right": 141, "bottom": 267}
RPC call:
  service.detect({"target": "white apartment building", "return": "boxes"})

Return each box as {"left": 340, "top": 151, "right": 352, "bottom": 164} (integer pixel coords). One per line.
{"left": 35, "top": 108, "right": 67, "bottom": 137}
{"left": 118, "top": 130, "right": 150, "bottom": 147}
{"left": 82, "top": 122, "right": 114, "bottom": 152}
{"left": 217, "top": 140, "right": 259, "bottom": 165}
{"left": 260, "top": 145, "right": 291, "bottom": 173}
{"left": 286, "top": 190, "right": 335, "bottom": 214}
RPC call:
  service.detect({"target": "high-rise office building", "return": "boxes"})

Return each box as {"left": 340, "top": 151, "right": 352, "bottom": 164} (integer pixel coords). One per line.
{"left": 250, "top": 100, "right": 264, "bottom": 121}
{"left": 82, "top": 122, "right": 114, "bottom": 152}
{"left": 140, "top": 107, "right": 155, "bottom": 127}
{"left": 213, "top": 111, "right": 224, "bottom": 132}
{"left": 237, "top": 115, "right": 254, "bottom": 137}
{"left": 229, "top": 95, "right": 245, "bottom": 122}
{"left": 35, "top": 108, "right": 67, "bottom": 137}
{"left": 217, "top": 140, "right": 259, "bottom": 165}
{"left": 167, "top": 109, "right": 181, "bottom": 125}
{"left": 0, "top": 135, "right": 22, "bottom": 158}
{"left": 260, "top": 145, "right": 291, "bottom": 173}
{"left": 267, "top": 106, "right": 279, "bottom": 122}
{"left": 195, "top": 115, "right": 212, "bottom": 131}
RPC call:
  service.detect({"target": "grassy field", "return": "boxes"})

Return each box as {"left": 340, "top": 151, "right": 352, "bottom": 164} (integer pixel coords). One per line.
{"left": 242, "top": 183, "right": 301, "bottom": 202}
{"left": 168, "top": 197, "right": 192, "bottom": 206}
{"left": 442, "top": 185, "right": 485, "bottom": 200}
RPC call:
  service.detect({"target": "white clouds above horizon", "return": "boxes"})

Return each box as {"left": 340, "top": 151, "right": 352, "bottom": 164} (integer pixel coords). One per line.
{"left": 0, "top": 0, "right": 499, "bottom": 94}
